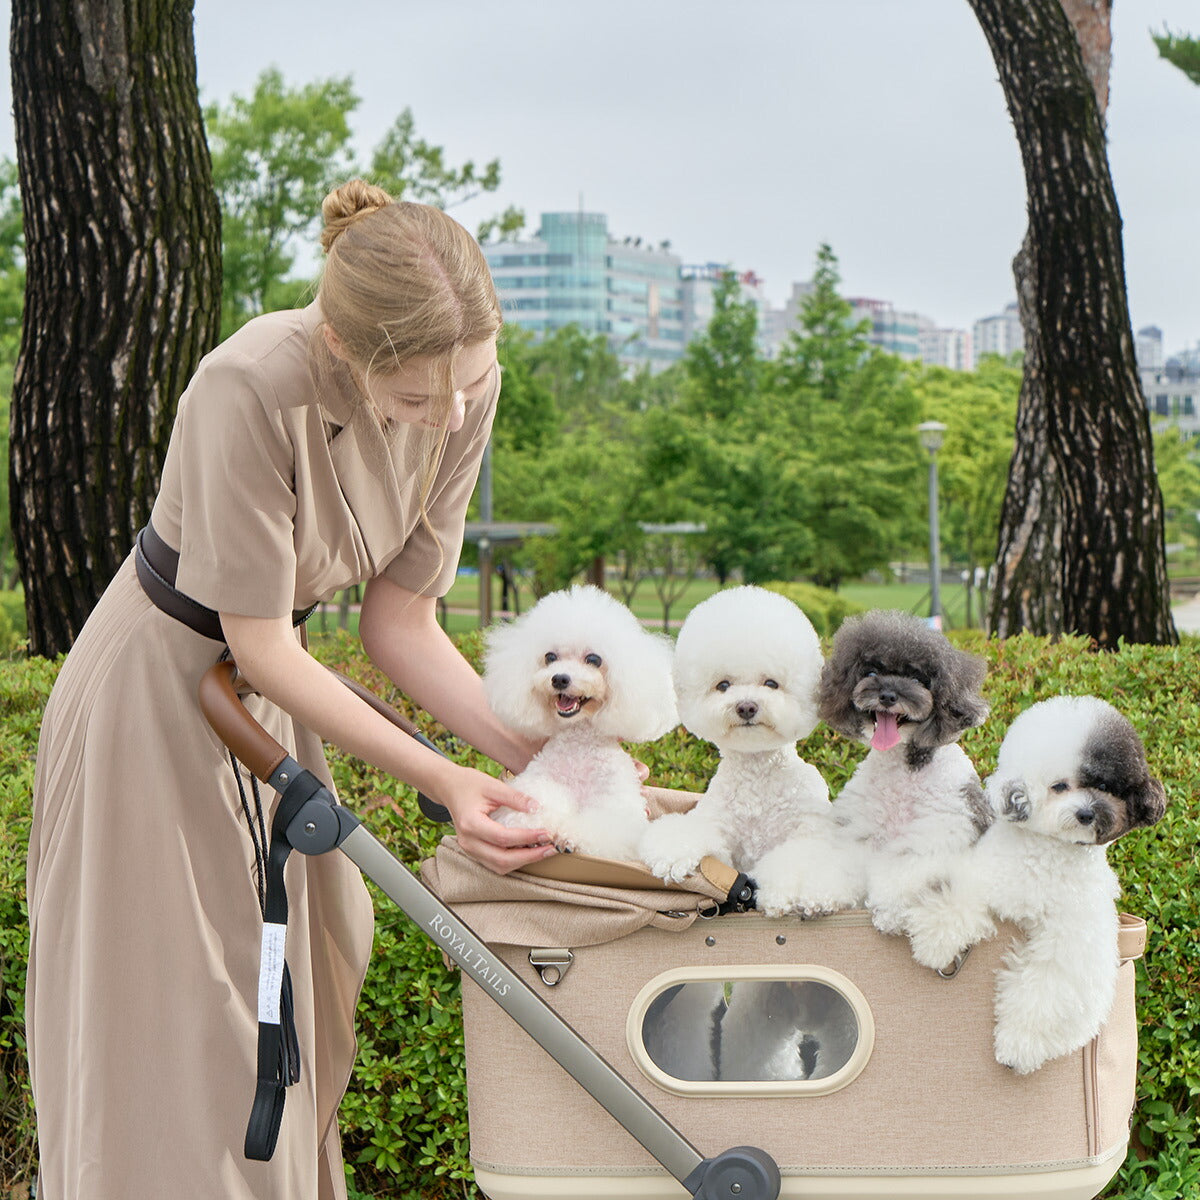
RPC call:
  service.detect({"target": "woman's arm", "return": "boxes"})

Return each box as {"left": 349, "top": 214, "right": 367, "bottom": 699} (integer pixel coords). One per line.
{"left": 220, "top": 609, "right": 555, "bottom": 874}
{"left": 359, "top": 575, "right": 542, "bottom": 773}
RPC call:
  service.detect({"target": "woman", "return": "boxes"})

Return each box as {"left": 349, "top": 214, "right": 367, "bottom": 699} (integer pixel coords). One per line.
{"left": 26, "top": 180, "right": 555, "bottom": 1199}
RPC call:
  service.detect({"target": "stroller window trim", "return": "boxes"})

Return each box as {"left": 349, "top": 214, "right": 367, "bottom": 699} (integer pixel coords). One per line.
{"left": 626, "top": 964, "right": 875, "bottom": 1099}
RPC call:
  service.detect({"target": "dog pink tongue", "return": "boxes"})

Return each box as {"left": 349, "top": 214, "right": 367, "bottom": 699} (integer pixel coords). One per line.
{"left": 872, "top": 712, "right": 901, "bottom": 751}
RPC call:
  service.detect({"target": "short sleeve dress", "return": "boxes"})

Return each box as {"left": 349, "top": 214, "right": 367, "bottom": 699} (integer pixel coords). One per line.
{"left": 25, "top": 302, "right": 499, "bottom": 1200}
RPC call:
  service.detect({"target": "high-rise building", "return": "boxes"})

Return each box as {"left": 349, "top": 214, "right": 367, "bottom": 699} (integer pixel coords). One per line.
{"left": 848, "top": 298, "right": 928, "bottom": 361}
{"left": 920, "top": 327, "right": 973, "bottom": 371}
{"left": 1139, "top": 332, "right": 1200, "bottom": 434}
{"left": 1135, "top": 326, "right": 1165, "bottom": 372}
{"left": 972, "top": 302, "right": 1024, "bottom": 364}
{"left": 483, "top": 212, "right": 685, "bottom": 372}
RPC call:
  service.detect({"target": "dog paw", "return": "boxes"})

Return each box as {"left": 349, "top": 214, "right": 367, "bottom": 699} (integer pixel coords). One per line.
{"left": 907, "top": 929, "right": 969, "bottom": 973}
{"left": 643, "top": 854, "right": 698, "bottom": 884}
{"left": 993, "top": 1029, "right": 1046, "bottom": 1075}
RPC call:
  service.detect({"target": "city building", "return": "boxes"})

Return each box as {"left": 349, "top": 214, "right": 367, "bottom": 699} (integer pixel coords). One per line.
{"left": 483, "top": 212, "right": 685, "bottom": 373}
{"left": 920, "top": 326, "right": 973, "bottom": 371}
{"left": 1137, "top": 327, "right": 1200, "bottom": 435}
{"left": 847, "top": 298, "right": 929, "bottom": 360}
{"left": 972, "top": 302, "right": 1024, "bottom": 364}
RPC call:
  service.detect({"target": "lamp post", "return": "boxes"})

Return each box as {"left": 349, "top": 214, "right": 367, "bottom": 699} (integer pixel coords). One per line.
{"left": 918, "top": 421, "right": 947, "bottom": 629}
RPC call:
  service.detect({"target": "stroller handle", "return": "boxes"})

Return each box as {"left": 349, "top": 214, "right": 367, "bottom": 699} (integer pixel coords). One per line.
{"left": 198, "top": 661, "right": 290, "bottom": 781}
{"left": 199, "top": 659, "right": 452, "bottom": 821}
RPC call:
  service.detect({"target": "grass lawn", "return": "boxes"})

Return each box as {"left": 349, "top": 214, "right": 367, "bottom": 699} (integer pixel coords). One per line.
{"left": 309, "top": 571, "right": 982, "bottom": 644}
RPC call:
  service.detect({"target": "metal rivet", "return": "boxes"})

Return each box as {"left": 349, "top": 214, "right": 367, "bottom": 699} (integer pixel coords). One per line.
{"left": 776, "top": 935, "right": 787, "bottom": 946}
{"left": 731, "top": 1186, "right": 743, "bottom": 1195}
{"left": 705, "top": 936, "right": 716, "bottom": 947}
{"left": 279, "top": 772, "right": 289, "bottom": 783}
{"left": 304, "top": 822, "right": 317, "bottom": 835}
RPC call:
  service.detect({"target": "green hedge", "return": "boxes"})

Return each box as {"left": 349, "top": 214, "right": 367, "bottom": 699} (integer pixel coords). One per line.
{"left": 762, "top": 580, "right": 867, "bottom": 638}
{"left": 1, "top": 630, "right": 1197, "bottom": 1198}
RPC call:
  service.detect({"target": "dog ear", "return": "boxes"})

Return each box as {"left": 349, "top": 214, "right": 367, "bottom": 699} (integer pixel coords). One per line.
{"left": 816, "top": 654, "right": 863, "bottom": 738}
{"left": 1127, "top": 774, "right": 1167, "bottom": 830}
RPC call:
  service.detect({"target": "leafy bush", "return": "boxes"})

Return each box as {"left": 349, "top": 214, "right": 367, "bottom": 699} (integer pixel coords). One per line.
{"left": 1, "top": 629, "right": 1196, "bottom": 1197}
{"left": 761, "top": 579, "right": 867, "bottom": 638}
{"left": 0, "top": 591, "right": 26, "bottom": 657}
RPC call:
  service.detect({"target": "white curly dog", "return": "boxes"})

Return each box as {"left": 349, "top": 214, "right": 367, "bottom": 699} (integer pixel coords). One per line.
{"left": 639, "top": 586, "right": 829, "bottom": 882}
{"left": 483, "top": 585, "right": 677, "bottom": 861}
{"left": 903, "top": 695, "right": 1166, "bottom": 1073}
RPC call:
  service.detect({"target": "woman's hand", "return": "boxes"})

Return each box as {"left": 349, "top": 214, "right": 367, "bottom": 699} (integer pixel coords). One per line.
{"left": 441, "top": 765, "right": 558, "bottom": 875}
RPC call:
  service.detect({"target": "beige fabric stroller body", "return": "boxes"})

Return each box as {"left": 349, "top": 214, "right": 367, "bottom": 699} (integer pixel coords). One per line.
{"left": 201, "top": 665, "right": 1148, "bottom": 1200}
{"left": 427, "top": 833, "right": 1146, "bottom": 1200}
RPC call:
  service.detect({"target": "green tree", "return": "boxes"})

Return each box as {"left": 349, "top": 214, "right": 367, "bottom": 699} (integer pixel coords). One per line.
{"left": 205, "top": 69, "right": 358, "bottom": 335}
{"left": 368, "top": 108, "right": 525, "bottom": 243}
{"left": 666, "top": 271, "right": 816, "bottom": 583}
{"left": 0, "top": 160, "right": 23, "bottom": 365}
{"left": 773, "top": 243, "right": 871, "bottom": 401}
{"left": 1154, "top": 27, "right": 1200, "bottom": 84}
{"left": 768, "top": 245, "right": 924, "bottom": 590}
{"left": 679, "top": 270, "right": 760, "bottom": 422}
{"left": 910, "top": 356, "right": 1020, "bottom": 625}
{"left": 1153, "top": 424, "right": 1200, "bottom": 561}
{"left": 206, "top": 70, "right": 525, "bottom": 338}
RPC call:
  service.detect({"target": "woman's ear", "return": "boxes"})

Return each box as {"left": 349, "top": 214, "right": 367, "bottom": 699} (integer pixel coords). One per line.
{"left": 323, "top": 323, "right": 348, "bottom": 360}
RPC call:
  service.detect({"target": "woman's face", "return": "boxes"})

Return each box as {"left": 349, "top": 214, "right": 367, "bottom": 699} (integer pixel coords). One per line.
{"left": 365, "top": 336, "right": 498, "bottom": 433}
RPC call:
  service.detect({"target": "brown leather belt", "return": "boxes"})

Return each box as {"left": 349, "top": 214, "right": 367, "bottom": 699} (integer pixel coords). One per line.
{"left": 134, "top": 521, "right": 316, "bottom": 642}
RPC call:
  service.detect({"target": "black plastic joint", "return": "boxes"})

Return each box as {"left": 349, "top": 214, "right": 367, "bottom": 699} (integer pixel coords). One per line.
{"left": 684, "top": 1145, "right": 781, "bottom": 1200}
{"left": 283, "top": 789, "right": 360, "bottom": 855}
{"left": 719, "top": 872, "right": 758, "bottom": 914}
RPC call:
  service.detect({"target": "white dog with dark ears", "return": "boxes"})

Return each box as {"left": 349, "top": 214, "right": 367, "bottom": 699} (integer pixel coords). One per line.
{"left": 639, "top": 586, "right": 829, "bottom": 882}
{"left": 754, "top": 609, "right": 991, "bottom": 925}
{"left": 904, "top": 695, "right": 1166, "bottom": 1074}
{"left": 482, "top": 585, "right": 677, "bottom": 861}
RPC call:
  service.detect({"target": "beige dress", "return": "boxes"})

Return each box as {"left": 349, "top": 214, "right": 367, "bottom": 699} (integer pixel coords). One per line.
{"left": 26, "top": 303, "right": 498, "bottom": 1200}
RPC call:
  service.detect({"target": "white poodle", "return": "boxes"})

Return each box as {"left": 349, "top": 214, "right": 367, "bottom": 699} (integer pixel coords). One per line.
{"left": 754, "top": 609, "right": 991, "bottom": 926}
{"left": 483, "top": 585, "right": 677, "bottom": 861}
{"left": 904, "top": 695, "right": 1166, "bottom": 1073}
{"left": 638, "top": 586, "right": 829, "bottom": 883}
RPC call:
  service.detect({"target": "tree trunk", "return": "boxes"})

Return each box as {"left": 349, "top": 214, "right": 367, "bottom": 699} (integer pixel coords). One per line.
{"left": 974, "top": 0, "right": 1176, "bottom": 646}
{"left": 9, "top": 0, "right": 221, "bottom": 655}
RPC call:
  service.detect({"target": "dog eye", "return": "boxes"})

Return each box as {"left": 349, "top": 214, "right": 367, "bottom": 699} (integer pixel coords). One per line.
{"left": 584, "top": 653, "right": 602, "bottom": 668}
{"left": 544, "top": 652, "right": 558, "bottom": 665}
{"left": 1050, "top": 781, "right": 1071, "bottom": 793}
{"left": 716, "top": 680, "right": 731, "bottom": 693}
{"left": 763, "top": 679, "right": 779, "bottom": 689}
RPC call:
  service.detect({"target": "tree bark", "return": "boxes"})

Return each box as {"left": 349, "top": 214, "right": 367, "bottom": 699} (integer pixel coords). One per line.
{"left": 974, "top": 0, "right": 1176, "bottom": 646}
{"left": 9, "top": 0, "right": 222, "bottom": 655}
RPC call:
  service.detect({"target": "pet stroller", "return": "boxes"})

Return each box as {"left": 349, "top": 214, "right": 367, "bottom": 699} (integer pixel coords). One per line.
{"left": 200, "top": 662, "right": 1148, "bottom": 1200}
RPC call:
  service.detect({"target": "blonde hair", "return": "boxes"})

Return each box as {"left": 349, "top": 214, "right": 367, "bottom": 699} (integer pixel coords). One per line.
{"left": 312, "top": 179, "right": 502, "bottom": 589}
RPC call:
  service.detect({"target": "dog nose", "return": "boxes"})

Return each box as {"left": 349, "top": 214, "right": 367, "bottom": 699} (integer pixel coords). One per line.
{"left": 551, "top": 673, "right": 571, "bottom": 691}
{"left": 878, "top": 690, "right": 897, "bottom": 706}
{"left": 735, "top": 700, "right": 758, "bottom": 721}
{"left": 1075, "top": 808, "right": 1095, "bottom": 826}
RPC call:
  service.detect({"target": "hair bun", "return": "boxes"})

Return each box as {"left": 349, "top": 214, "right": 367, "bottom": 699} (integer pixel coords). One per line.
{"left": 320, "top": 179, "right": 395, "bottom": 253}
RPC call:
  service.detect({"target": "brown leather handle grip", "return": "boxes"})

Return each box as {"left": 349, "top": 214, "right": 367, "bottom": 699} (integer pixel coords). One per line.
{"left": 198, "top": 660, "right": 290, "bottom": 783}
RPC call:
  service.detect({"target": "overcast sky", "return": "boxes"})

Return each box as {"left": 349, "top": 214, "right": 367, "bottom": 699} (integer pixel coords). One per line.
{"left": 2, "top": 1, "right": 1198, "bottom": 351}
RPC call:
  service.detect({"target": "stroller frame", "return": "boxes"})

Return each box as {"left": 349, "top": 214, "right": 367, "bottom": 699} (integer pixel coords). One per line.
{"left": 199, "top": 660, "right": 780, "bottom": 1200}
